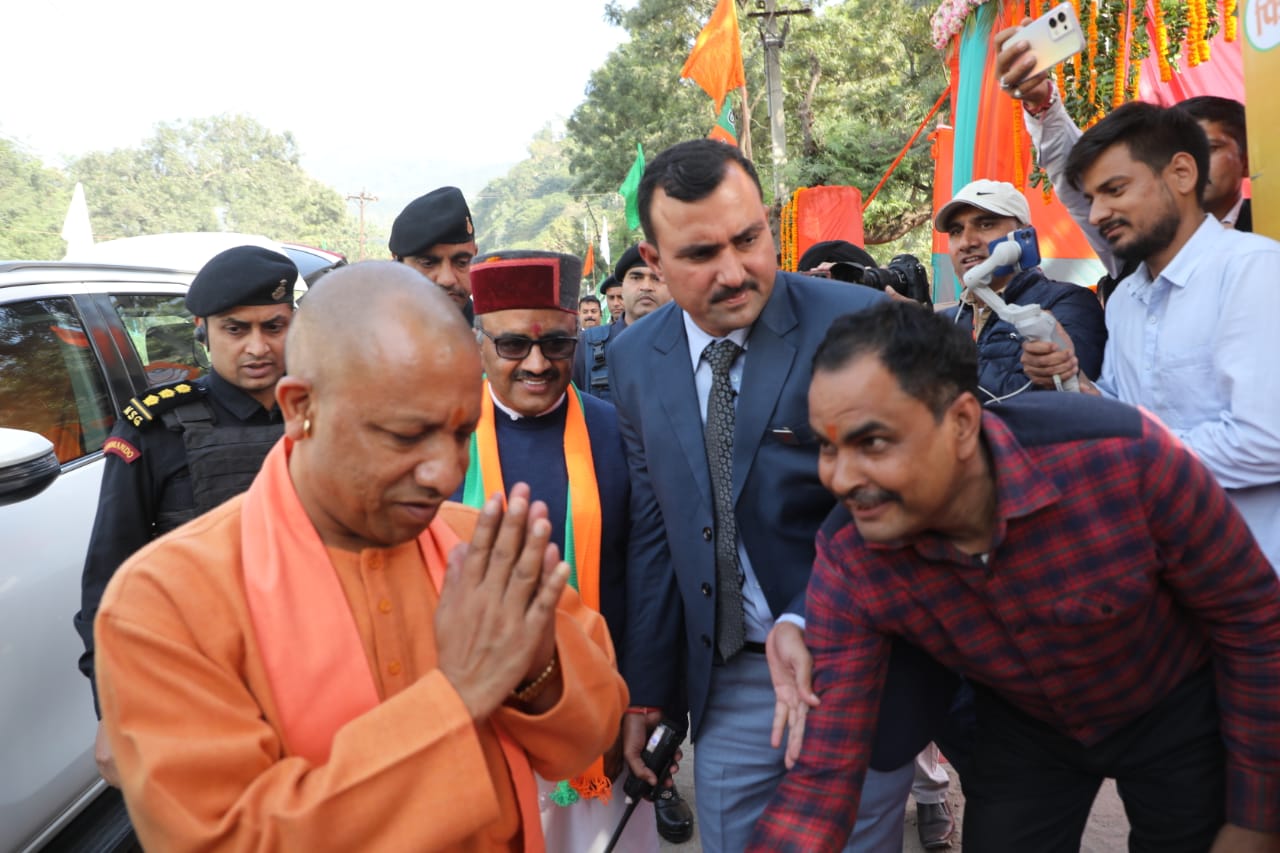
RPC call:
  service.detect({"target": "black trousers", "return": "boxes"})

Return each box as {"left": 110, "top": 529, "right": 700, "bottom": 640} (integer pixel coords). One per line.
{"left": 962, "top": 667, "right": 1225, "bottom": 853}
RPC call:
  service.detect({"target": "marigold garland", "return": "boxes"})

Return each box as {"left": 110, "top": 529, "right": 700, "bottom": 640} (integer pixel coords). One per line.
{"left": 1112, "top": 0, "right": 1129, "bottom": 108}
{"left": 1011, "top": 95, "right": 1026, "bottom": 191}
{"left": 1086, "top": 0, "right": 1100, "bottom": 102}
{"left": 780, "top": 189, "right": 804, "bottom": 272}
{"left": 1151, "top": 0, "right": 1172, "bottom": 81}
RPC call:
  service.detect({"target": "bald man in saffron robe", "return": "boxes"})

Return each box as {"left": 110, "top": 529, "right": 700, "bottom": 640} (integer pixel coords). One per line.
{"left": 93, "top": 262, "right": 628, "bottom": 852}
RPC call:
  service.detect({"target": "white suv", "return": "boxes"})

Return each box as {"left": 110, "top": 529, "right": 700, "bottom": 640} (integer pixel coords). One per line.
{"left": 0, "top": 244, "right": 342, "bottom": 851}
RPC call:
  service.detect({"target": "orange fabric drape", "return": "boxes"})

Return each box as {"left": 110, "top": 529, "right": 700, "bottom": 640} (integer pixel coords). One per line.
{"left": 241, "top": 438, "right": 547, "bottom": 851}
{"left": 681, "top": 0, "right": 747, "bottom": 111}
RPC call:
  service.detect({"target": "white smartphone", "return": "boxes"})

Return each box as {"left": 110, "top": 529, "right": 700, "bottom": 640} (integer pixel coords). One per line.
{"left": 1015, "top": 2, "right": 1086, "bottom": 84}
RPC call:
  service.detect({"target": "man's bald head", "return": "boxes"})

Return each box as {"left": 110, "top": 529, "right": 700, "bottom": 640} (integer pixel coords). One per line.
{"left": 287, "top": 261, "right": 475, "bottom": 390}
{"left": 277, "top": 261, "right": 484, "bottom": 551}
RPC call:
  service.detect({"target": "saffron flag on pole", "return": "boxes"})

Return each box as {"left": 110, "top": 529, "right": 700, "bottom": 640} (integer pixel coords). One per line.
{"left": 680, "top": 0, "right": 746, "bottom": 112}
{"left": 708, "top": 98, "right": 738, "bottom": 145}
{"left": 583, "top": 243, "right": 596, "bottom": 278}
{"left": 619, "top": 143, "right": 646, "bottom": 231}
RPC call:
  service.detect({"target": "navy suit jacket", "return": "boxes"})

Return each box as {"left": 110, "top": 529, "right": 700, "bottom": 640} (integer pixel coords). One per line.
{"left": 612, "top": 272, "right": 895, "bottom": 734}
{"left": 612, "top": 273, "right": 961, "bottom": 764}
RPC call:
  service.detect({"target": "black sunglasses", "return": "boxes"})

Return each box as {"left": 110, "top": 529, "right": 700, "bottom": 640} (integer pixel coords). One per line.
{"left": 480, "top": 330, "right": 578, "bottom": 361}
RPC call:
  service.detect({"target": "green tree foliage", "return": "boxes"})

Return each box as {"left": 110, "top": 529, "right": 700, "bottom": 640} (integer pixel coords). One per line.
{"left": 472, "top": 126, "right": 590, "bottom": 255}
{"left": 67, "top": 115, "right": 358, "bottom": 256}
{"left": 783, "top": 0, "right": 946, "bottom": 252}
{"left": 486, "top": 0, "right": 948, "bottom": 264}
{"left": 0, "top": 138, "right": 72, "bottom": 259}
{"left": 566, "top": 0, "right": 736, "bottom": 195}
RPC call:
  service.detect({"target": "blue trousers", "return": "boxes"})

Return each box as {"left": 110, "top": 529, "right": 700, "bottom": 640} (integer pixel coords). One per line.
{"left": 694, "top": 650, "right": 915, "bottom": 853}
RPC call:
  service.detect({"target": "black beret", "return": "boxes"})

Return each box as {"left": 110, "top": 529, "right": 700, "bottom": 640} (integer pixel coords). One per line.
{"left": 598, "top": 274, "right": 620, "bottom": 294}
{"left": 798, "top": 240, "right": 877, "bottom": 272}
{"left": 471, "top": 250, "right": 582, "bottom": 315}
{"left": 613, "top": 244, "right": 649, "bottom": 282}
{"left": 389, "top": 187, "right": 475, "bottom": 258}
{"left": 185, "top": 246, "right": 298, "bottom": 317}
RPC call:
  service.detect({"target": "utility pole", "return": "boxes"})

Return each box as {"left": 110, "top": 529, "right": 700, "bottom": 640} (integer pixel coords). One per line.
{"left": 747, "top": 1, "right": 811, "bottom": 202}
{"left": 345, "top": 189, "right": 378, "bottom": 260}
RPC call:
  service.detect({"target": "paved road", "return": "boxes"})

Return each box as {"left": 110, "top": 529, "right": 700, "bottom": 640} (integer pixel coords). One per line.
{"left": 658, "top": 745, "right": 1130, "bottom": 851}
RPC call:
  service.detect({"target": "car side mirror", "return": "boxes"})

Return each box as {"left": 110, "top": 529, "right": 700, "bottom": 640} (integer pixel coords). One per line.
{"left": 0, "top": 428, "right": 61, "bottom": 507}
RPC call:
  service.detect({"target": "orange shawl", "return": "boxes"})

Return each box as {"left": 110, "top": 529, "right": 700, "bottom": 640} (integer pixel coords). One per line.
{"left": 240, "top": 436, "right": 544, "bottom": 851}
{"left": 462, "top": 383, "right": 611, "bottom": 803}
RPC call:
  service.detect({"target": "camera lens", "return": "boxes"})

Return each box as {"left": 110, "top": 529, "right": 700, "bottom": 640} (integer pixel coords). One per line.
{"left": 1049, "top": 17, "right": 1057, "bottom": 25}
{"left": 1057, "top": 11, "right": 1066, "bottom": 21}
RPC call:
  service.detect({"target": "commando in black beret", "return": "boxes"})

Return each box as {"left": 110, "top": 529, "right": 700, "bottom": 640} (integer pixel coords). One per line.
{"left": 185, "top": 246, "right": 298, "bottom": 317}
{"left": 613, "top": 244, "right": 649, "bottom": 283}
{"left": 389, "top": 187, "right": 475, "bottom": 259}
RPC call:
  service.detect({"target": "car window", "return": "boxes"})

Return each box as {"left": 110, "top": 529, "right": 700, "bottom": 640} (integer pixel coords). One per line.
{"left": 0, "top": 297, "right": 115, "bottom": 463}
{"left": 108, "top": 294, "right": 206, "bottom": 385}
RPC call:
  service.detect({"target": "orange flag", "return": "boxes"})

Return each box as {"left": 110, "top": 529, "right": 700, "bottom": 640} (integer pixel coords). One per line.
{"left": 583, "top": 243, "right": 596, "bottom": 278}
{"left": 680, "top": 0, "right": 746, "bottom": 112}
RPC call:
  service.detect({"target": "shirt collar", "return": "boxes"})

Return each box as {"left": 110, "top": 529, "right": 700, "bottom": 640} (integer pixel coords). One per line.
{"left": 1132, "top": 214, "right": 1220, "bottom": 294}
{"left": 683, "top": 311, "right": 751, "bottom": 371}
{"left": 488, "top": 384, "right": 567, "bottom": 421}
{"left": 865, "top": 410, "right": 1061, "bottom": 558}
{"left": 206, "top": 369, "right": 278, "bottom": 421}
{"left": 1222, "top": 194, "right": 1247, "bottom": 228}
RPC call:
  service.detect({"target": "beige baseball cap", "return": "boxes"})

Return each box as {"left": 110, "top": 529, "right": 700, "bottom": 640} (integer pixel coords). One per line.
{"left": 934, "top": 179, "right": 1032, "bottom": 231}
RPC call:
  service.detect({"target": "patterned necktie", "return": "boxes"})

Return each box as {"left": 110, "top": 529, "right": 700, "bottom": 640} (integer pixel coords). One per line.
{"left": 704, "top": 339, "right": 745, "bottom": 660}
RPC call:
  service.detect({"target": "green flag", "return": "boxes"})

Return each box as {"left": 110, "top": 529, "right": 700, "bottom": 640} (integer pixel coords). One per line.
{"left": 709, "top": 99, "right": 737, "bottom": 145}
{"left": 619, "top": 143, "right": 645, "bottom": 231}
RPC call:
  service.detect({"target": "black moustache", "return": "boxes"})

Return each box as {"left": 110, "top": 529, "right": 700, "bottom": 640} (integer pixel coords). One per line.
{"left": 710, "top": 280, "right": 760, "bottom": 304}
{"left": 846, "top": 487, "right": 902, "bottom": 508}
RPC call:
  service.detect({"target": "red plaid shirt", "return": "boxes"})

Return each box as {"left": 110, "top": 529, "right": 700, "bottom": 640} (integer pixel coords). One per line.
{"left": 750, "top": 403, "right": 1280, "bottom": 850}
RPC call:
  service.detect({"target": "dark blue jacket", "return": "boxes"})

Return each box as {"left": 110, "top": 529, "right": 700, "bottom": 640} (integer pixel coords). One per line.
{"left": 943, "top": 268, "right": 1107, "bottom": 401}
{"left": 611, "top": 273, "right": 959, "bottom": 765}
{"left": 449, "top": 392, "right": 630, "bottom": 658}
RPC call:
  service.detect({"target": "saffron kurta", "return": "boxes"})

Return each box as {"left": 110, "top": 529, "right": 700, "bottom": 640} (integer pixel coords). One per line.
{"left": 94, "top": 493, "right": 629, "bottom": 852}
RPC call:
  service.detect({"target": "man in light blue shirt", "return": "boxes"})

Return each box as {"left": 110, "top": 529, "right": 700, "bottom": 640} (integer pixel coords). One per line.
{"left": 1022, "top": 102, "right": 1280, "bottom": 573}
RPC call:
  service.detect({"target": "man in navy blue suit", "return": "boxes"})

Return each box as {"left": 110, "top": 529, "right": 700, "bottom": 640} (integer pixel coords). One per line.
{"left": 610, "top": 139, "right": 947, "bottom": 852}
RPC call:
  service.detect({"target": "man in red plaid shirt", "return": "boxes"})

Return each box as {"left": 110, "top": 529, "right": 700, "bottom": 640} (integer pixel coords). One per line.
{"left": 750, "top": 301, "right": 1280, "bottom": 852}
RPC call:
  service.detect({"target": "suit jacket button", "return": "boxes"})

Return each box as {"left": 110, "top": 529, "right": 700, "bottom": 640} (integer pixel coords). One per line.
{"left": 701, "top": 634, "right": 712, "bottom": 648}
{"left": 701, "top": 582, "right": 712, "bottom": 597}
{"left": 702, "top": 527, "right": 713, "bottom": 541}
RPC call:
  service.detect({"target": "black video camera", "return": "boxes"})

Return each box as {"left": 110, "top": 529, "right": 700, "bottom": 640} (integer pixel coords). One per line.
{"left": 825, "top": 254, "right": 932, "bottom": 307}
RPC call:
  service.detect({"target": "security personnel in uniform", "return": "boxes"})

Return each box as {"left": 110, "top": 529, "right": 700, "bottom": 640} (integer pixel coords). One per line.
{"left": 572, "top": 245, "right": 671, "bottom": 405}
{"left": 389, "top": 186, "right": 478, "bottom": 322}
{"left": 76, "top": 245, "right": 298, "bottom": 783}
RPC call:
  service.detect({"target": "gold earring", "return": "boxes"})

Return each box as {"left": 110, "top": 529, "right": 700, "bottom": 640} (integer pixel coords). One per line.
{"left": 303, "top": 417, "right": 313, "bottom": 438}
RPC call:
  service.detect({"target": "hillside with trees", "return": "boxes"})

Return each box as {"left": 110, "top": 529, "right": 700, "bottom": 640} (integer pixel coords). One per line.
{"left": 476, "top": 0, "right": 947, "bottom": 266}
{"left": 3, "top": 0, "right": 945, "bottom": 267}
{"left": 2, "top": 116, "right": 359, "bottom": 260}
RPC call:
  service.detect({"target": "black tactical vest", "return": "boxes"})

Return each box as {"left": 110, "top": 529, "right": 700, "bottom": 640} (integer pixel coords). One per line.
{"left": 155, "top": 400, "right": 282, "bottom": 530}
{"left": 582, "top": 324, "right": 613, "bottom": 403}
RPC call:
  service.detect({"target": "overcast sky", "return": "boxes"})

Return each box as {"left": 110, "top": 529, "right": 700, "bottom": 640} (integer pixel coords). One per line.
{"left": 2, "top": 0, "right": 629, "bottom": 220}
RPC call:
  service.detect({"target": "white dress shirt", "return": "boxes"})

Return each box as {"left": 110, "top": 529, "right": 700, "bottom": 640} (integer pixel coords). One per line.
{"left": 683, "top": 311, "right": 776, "bottom": 643}
{"left": 1096, "top": 216, "right": 1280, "bottom": 570}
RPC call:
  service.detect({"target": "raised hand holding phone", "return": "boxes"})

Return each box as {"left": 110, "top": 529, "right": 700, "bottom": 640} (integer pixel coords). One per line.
{"left": 995, "top": 4, "right": 1085, "bottom": 101}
